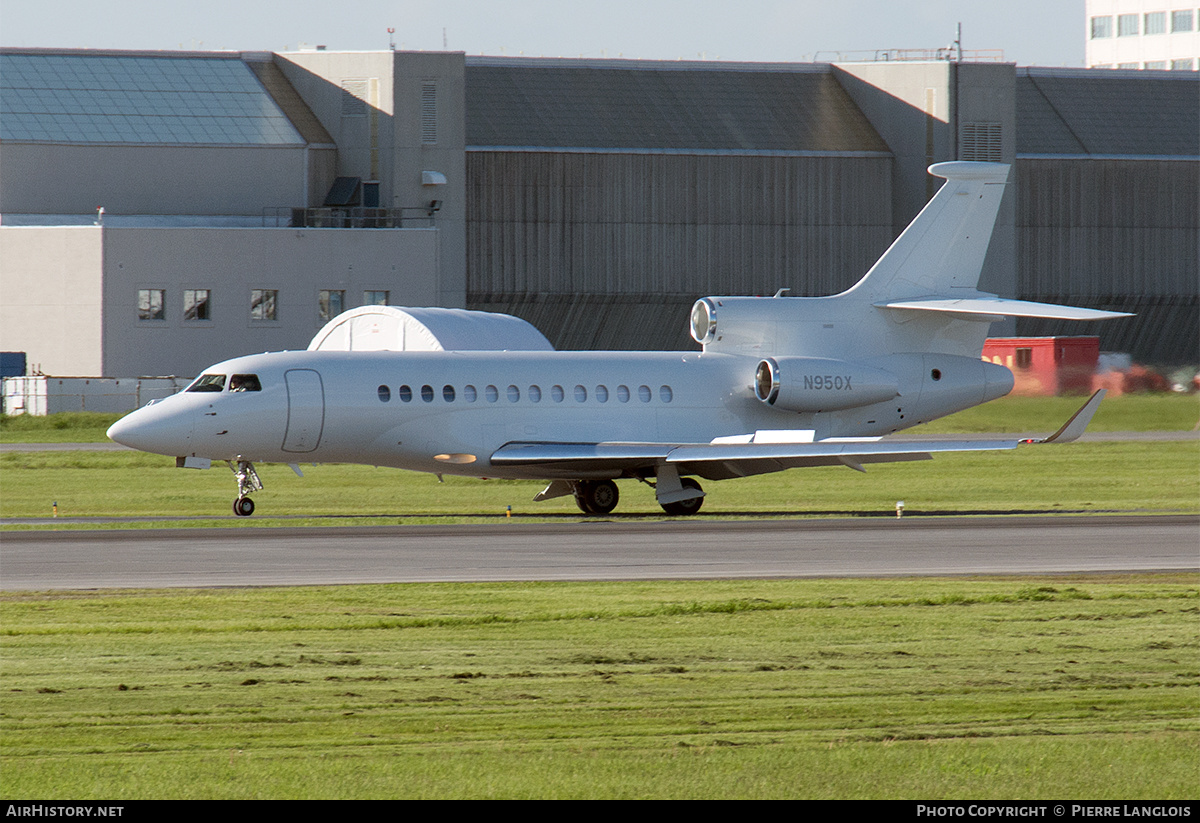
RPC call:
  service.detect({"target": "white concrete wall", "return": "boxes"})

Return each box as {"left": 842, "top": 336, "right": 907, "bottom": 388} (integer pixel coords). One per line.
{"left": 99, "top": 226, "right": 439, "bottom": 375}
{"left": 0, "top": 226, "right": 104, "bottom": 375}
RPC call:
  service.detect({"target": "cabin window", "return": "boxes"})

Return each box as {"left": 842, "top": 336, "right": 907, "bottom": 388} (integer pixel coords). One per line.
{"left": 528, "top": 385, "right": 542, "bottom": 402}
{"left": 421, "top": 384, "right": 434, "bottom": 402}
{"left": 551, "top": 385, "right": 565, "bottom": 402}
{"left": 574, "top": 384, "right": 587, "bottom": 402}
{"left": 660, "top": 385, "right": 673, "bottom": 403}
{"left": 464, "top": 385, "right": 477, "bottom": 402}
{"left": 638, "top": 385, "right": 652, "bottom": 403}
{"left": 617, "top": 385, "right": 630, "bottom": 403}
{"left": 507, "top": 384, "right": 520, "bottom": 402}
{"left": 378, "top": 385, "right": 391, "bottom": 402}
{"left": 187, "top": 373, "right": 226, "bottom": 392}
{"left": 485, "top": 385, "right": 499, "bottom": 402}
{"left": 230, "top": 374, "right": 261, "bottom": 392}
{"left": 398, "top": 385, "right": 412, "bottom": 402}
{"left": 443, "top": 385, "right": 455, "bottom": 402}
{"left": 595, "top": 385, "right": 609, "bottom": 403}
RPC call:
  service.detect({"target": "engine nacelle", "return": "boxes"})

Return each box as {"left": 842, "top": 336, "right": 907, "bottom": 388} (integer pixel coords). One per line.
{"left": 754, "top": 356, "right": 900, "bottom": 413}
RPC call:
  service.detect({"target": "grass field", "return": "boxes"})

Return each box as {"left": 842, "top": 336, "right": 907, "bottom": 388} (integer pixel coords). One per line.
{"left": 2, "top": 576, "right": 1197, "bottom": 799}
{"left": 1, "top": 440, "right": 1197, "bottom": 525}
{"left": 2, "top": 399, "right": 1196, "bottom": 798}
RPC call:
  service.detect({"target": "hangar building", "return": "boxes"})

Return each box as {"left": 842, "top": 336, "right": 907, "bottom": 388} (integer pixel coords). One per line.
{"left": 1, "top": 48, "right": 1195, "bottom": 377}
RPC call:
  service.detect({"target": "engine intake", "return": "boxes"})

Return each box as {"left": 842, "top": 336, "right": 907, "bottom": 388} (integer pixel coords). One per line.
{"left": 755, "top": 357, "right": 900, "bottom": 413}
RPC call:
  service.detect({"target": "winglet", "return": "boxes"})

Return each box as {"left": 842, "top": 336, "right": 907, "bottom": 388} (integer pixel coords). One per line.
{"left": 1023, "top": 389, "right": 1107, "bottom": 445}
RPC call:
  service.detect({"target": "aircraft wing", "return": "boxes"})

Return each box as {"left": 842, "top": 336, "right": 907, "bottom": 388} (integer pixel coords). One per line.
{"left": 491, "top": 391, "right": 1106, "bottom": 480}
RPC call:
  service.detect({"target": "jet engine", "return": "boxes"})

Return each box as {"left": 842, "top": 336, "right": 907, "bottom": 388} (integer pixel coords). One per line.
{"left": 754, "top": 356, "right": 900, "bottom": 413}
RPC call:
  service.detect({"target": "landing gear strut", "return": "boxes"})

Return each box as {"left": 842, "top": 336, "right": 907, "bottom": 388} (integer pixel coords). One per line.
{"left": 228, "top": 458, "right": 262, "bottom": 517}
{"left": 574, "top": 479, "right": 620, "bottom": 515}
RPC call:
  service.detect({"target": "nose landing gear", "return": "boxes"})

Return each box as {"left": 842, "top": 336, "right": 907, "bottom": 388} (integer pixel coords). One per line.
{"left": 228, "top": 458, "right": 263, "bottom": 517}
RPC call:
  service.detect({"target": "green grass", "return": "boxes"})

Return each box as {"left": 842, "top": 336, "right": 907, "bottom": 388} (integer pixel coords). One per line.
{"left": 914, "top": 393, "right": 1199, "bottom": 433}
{"left": 2, "top": 576, "right": 1196, "bottom": 799}
{"left": 0, "top": 412, "right": 123, "bottom": 443}
{"left": 1, "top": 441, "right": 1196, "bottom": 524}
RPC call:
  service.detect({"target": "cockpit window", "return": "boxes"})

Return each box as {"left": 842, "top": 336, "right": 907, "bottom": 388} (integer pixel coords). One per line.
{"left": 187, "top": 374, "right": 226, "bottom": 392}
{"left": 230, "top": 374, "right": 262, "bottom": 392}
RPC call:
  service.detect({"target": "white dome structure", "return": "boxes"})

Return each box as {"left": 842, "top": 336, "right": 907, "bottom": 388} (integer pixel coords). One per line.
{"left": 307, "top": 306, "right": 554, "bottom": 353}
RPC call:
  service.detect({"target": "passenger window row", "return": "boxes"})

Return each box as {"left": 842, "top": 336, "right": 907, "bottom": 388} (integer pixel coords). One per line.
{"left": 377, "top": 383, "right": 674, "bottom": 404}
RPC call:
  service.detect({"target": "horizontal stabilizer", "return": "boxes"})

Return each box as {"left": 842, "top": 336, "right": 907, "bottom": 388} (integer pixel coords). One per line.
{"left": 880, "top": 296, "right": 1133, "bottom": 321}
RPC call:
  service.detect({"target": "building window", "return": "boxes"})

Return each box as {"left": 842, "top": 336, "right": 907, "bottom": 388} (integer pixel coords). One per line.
{"left": 1015, "top": 348, "right": 1033, "bottom": 369}
{"left": 319, "top": 290, "right": 344, "bottom": 322}
{"left": 1171, "top": 9, "right": 1194, "bottom": 31}
{"left": 1145, "top": 60, "right": 1168, "bottom": 70}
{"left": 363, "top": 290, "right": 389, "bottom": 306}
{"left": 1090, "top": 16, "right": 1112, "bottom": 38}
{"left": 183, "top": 289, "right": 210, "bottom": 321}
{"left": 1117, "top": 62, "right": 1140, "bottom": 69}
{"left": 1117, "top": 14, "right": 1138, "bottom": 36}
{"left": 1171, "top": 58, "right": 1195, "bottom": 70}
{"left": 1144, "top": 11, "right": 1166, "bottom": 34}
{"left": 250, "top": 289, "right": 278, "bottom": 321}
{"left": 138, "top": 289, "right": 165, "bottom": 321}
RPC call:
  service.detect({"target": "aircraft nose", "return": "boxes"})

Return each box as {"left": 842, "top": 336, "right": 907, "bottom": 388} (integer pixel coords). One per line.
{"left": 107, "top": 401, "right": 193, "bottom": 456}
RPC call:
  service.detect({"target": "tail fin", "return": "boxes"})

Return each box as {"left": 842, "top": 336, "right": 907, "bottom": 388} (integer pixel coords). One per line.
{"left": 846, "top": 161, "right": 1010, "bottom": 302}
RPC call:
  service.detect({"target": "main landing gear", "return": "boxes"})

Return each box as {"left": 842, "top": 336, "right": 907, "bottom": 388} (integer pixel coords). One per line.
{"left": 574, "top": 479, "right": 620, "bottom": 515}
{"left": 567, "top": 477, "right": 705, "bottom": 516}
{"left": 228, "top": 458, "right": 262, "bottom": 517}
{"left": 659, "top": 478, "right": 704, "bottom": 516}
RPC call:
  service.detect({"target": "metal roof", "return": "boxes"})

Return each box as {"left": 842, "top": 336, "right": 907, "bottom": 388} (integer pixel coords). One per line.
{"left": 1016, "top": 68, "right": 1199, "bottom": 158}
{"left": 0, "top": 50, "right": 304, "bottom": 146}
{"left": 466, "top": 59, "right": 890, "bottom": 154}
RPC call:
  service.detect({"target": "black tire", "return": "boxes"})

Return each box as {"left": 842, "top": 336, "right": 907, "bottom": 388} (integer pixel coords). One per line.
{"left": 575, "top": 480, "right": 619, "bottom": 515}
{"left": 660, "top": 478, "right": 704, "bottom": 516}
{"left": 233, "top": 496, "right": 255, "bottom": 517}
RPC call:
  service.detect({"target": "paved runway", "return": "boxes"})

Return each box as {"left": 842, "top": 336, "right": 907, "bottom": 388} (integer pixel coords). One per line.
{"left": 2, "top": 515, "right": 1195, "bottom": 590}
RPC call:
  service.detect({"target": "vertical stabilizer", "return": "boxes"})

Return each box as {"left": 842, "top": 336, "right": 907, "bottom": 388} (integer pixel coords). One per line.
{"left": 845, "top": 162, "right": 1010, "bottom": 302}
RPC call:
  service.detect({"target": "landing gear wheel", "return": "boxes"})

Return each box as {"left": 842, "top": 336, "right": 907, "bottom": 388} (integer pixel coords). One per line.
{"left": 574, "top": 480, "right": 620, "bottom": 515}
{"left": 660, "top": 478, "right": 704, "bottom": 516}
{"left": 233, "top": 496, "right": 255, "bottom": 517}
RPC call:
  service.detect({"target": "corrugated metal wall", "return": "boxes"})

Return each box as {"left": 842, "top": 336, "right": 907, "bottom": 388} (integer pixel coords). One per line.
{"left": 466, "top": 151, "right": 893, "bottom": 350}
{"left": 1015, "top": 159, "right": 1199, "bottom": 363}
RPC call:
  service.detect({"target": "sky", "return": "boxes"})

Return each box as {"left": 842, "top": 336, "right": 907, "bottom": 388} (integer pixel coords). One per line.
{"left": 0, "top": 1, "right": 1087, "bottom": 67}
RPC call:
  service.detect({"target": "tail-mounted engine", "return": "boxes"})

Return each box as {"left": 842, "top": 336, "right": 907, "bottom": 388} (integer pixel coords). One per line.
{"left": 754, "top": 356, "right": 900, "bottom": 413}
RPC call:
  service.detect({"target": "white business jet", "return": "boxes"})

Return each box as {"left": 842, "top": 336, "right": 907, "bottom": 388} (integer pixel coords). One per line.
{"left": 108, "top": 162, "right": 1129, "bottom": 517}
